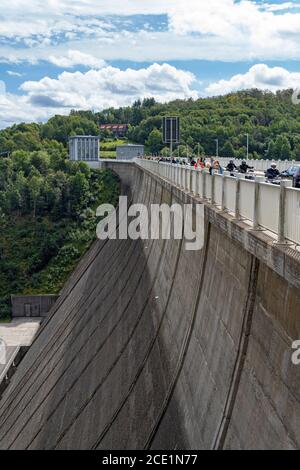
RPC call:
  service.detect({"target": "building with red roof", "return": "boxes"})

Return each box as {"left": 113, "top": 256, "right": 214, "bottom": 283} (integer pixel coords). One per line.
{"left": 99, "top": 124, "right": 129, "bottom": 138}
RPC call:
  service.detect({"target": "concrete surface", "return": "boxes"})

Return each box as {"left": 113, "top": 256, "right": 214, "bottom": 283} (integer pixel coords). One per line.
{"left": 0, "top": 319, "right": 42, "bottom": 347}
{"left": 0, "top": 319, "right": 42, "bottom": 396}
{"left": 0, "top": 162, "right": 298, "bottom": 450}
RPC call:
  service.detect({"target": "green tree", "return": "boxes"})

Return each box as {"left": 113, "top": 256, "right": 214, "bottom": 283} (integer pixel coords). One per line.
{"left": 266, "top": 140, "right": 276, "bottom": 160}
{"left": 280, "top": 137, "right": 292, "bottom": 160}
{"left": 146, "top": 128, "right": 163, "bottom": 154}
{"left": 220, "top": 141, "right": 236, "bottom": 159}
{"left": 29, "top": 174, "right": 44, "bottom": 218}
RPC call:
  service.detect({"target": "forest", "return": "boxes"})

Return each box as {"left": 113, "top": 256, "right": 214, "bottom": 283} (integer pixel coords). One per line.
{"left": 0, "top": 142, "right": 119, "bottom": 320}
{"left": 1, "top": 89, "right": 300, "bottom": 161}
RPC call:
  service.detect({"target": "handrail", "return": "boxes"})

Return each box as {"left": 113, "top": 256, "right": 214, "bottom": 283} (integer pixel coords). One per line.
{"left": 136, "top": 159, "right": 300, "bottom": 246}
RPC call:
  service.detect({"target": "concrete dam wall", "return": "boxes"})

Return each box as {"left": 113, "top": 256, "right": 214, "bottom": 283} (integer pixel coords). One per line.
{"left": 0, "top": 162, "right": 299, "bottom": 449}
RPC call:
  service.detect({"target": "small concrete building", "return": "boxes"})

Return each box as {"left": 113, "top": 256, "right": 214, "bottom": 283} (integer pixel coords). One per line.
{"left": 116, "top": 144, "right": 144, "bottom": 160}
{"left": 11, "top": 295, "right": 59, "bottom": 318}
{"left": 69, "top": 136, "right": 100, "bottom": 166}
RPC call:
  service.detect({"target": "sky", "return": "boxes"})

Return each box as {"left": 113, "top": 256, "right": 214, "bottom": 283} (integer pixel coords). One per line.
{"left": 0, "top": 0, "right": 300, "bottom": 128}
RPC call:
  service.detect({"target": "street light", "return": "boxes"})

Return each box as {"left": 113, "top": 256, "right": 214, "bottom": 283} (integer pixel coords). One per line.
{"left": 245, "top": 133, "right": 249, "bottom": 161}
{"left": 215, "top": 138, "right": 219, "bottom": 157}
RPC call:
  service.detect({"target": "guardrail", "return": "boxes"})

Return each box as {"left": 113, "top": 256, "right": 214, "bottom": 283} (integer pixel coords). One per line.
{"left": 136, "top": 159, "right": 300, "bottom": 246}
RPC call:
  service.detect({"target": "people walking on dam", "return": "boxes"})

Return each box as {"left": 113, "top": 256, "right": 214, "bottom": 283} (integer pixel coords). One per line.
{"left": 239, "top": 160, "right": 254, "bottom": 174}
{"left": 194, "top": 158, "right": 204, "bottom": 169}
{"left": 266, "top": 163, "right": 280, "bottom": 180}
{"left": 226, "top": 160, "right": 238, "bottom": 172}
{"left": 213, "top": 160, "right": 224, "bottom": 175}
{"left": 205, "top": 158, "right": 213, "bottom": 172}
{"left": 198, "top": 158, "right": 205, "bottom": 169}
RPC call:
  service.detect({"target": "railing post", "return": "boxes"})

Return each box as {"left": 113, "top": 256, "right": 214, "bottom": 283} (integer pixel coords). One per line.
{"left": 278, "top": 179, "right": 292, "bottom": 243}
{"left": 202, "top": 171, "right": 207, "bottom": 199}
{"left": 185, "top": 166, "right": 189, "bottom": 190}
{"left": 221, "top": 172, "right": 229, "bottom": 211}
{"left": 235, "top": 174, "right": 243, "bottom": 219}
{"left": 196, "top": 169, "right": 201, "bottom": 196}
{"left": 211, "top": 171, "right": 215, "bottom": 205}
{"left": 181, "top": 166, "right": 184, "bottom": 188}
{"left": 253, "top": 176, "right": 265, "bottom": 230}
{"left": 190, "top": 168, "right": 193, "bottom": 193}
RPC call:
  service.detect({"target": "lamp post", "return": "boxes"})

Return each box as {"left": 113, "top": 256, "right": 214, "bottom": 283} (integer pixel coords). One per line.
{"left": 245, "top": 133, "right": 249, "bottom": 161}
{"left": 215, "top": 138, "right": 219, "bottom": 158}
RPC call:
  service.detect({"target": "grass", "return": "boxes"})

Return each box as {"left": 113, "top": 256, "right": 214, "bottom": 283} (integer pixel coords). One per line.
{"left": 100, "top": 151, "right": 116, "bottom": 159}
{"left": 101, "top": 139, "right": 128, "bottom": 151}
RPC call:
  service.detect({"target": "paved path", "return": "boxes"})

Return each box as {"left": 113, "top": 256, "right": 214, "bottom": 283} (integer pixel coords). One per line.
{"left": 0, "top": 318, "right": 42, "bottom": 347}
{"left": 0, "top": 318, "right": 42, "bottom": 383}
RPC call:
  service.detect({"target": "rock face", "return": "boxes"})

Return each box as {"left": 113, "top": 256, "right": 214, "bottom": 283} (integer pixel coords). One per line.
{"left": 0, "top": 162, "right": 299, "bottom": 450}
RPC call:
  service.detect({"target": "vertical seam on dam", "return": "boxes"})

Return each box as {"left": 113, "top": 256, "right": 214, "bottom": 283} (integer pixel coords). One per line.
{"left": 213, "top": 256, "right": 260, "bottom": 449}
{"left": 145, "top": 222, "right": 212, "bottom": 449}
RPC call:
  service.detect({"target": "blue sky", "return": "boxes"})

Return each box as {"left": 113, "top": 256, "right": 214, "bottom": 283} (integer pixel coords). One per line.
{"left": 0, "top": 0, "right": 300, "bottom": 127}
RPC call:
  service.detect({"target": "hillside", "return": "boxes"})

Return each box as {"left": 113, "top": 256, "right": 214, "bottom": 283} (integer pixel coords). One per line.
{"left": 0, "top": 144, "right": 120, "bottom": 320}
{"left": 1, "top": 89, "right": 300, "bottom": 161}
{"left": 0, "top": 88, "right": 300, "bottom": 318}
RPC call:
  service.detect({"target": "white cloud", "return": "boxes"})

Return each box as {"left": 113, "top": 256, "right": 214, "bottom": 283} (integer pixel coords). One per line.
{"left": 0, "top": 81, "right": 6, "bottom": 94}
{"left": 205, "top": 64, "right": 300, "bottom": 95}
{"left": 0, "top": 0, "right": 174, "bottom": 39}
{"left": 20, "top": 63, "right": 198, "bottom": 106}
{"left": 262, "top": 2, "right": 300, "bottom": 12}
{"left": 48, "top": 50, "right": 106, "bottom": 69}
{"left": 0, "top": 63, "right": 198, "bottom": 127}
{"left": 0, "top": 1, "right": 300, "bottom": 63}
{"left": 167, "top": 0, "right": 300, "bottom": 60}
{"left": 6, "top": 70, "right": 24, "bottom": 77}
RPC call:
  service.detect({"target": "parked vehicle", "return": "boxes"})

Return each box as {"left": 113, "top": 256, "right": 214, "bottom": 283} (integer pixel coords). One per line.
{"left": 281, "top": 165, "right": 300, "bottom": 178}
{"left": 293, "top": 167, "right": 300, "bottom": 188}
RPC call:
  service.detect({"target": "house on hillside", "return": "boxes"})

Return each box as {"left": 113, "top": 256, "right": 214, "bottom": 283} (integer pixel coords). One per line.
{"left": 100, "top": 124, "right": 129, "bottom": 138}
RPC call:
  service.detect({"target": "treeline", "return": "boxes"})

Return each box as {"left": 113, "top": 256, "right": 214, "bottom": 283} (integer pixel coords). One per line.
{"left": 1, "top": 89, "right": 300, "bottom": 162}
{"left": 100, "top": 90, "right": 300, "bottom": 160}
{"left": 0, "top": 146, "right": 99, "bottom": 219}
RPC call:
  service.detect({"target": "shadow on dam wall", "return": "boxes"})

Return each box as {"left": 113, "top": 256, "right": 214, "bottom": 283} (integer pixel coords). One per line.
{"left": 0, "top": 163, "right": 299, "bottom": 449}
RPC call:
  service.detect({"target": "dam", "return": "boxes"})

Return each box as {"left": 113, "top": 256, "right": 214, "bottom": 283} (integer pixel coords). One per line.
{"left": 0, "top": 161, "right": 299, "bottom": 449}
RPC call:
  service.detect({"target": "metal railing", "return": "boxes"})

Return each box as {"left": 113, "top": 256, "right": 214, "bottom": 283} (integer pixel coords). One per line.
{"left": 217, "top": 157, "right": 296, "bottom": 173}
{"left": 136, "top": 159, "right": 300, "bottom": 246}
